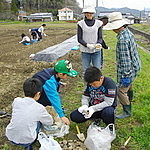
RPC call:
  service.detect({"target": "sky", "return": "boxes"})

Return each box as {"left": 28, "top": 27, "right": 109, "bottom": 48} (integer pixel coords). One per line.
{"left": 76, "top": 0, "right": 150, "bottom": 10}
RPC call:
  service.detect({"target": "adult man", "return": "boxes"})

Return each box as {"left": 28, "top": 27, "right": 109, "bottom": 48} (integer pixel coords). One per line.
{"left": 104, "top": 12, "right": 141, "bottom": 119}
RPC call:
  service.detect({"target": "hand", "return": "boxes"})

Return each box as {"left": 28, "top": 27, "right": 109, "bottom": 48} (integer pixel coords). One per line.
{"left": 87, "top": 44, "right": 95, "bottom": 50}
{"left": 95, "top": 43, "right": 102, "bottom": 49}
{"left": 83, "top": 107, "right": 95, "bottom": 119}
{"left": 60, "top": 117, "right": 70, "bottom": 125}
{"left": 121, "top": 77, "right": 131, "bottom": 87}
{"left": 78, "top": 105, "right": 88, "bottom": 113}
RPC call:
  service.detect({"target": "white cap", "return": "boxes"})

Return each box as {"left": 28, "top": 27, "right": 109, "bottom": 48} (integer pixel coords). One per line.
{"left": 82, "top": 6, "right": 96, "bottom": 13}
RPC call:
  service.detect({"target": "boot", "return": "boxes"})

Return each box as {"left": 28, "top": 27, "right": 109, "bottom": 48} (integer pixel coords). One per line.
{"left": 127, "top": 89, "right": 134, "bottom": 101}
{"left": 116, "top": 105, "right": 131, "bottom": 119}
{"left": 24, "top": 145, "right": 33, "bottom": 150}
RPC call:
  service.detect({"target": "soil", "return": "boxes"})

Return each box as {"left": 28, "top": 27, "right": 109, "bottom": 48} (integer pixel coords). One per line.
{"left": 0, "top": 23, "right": 87, "bottom": 149}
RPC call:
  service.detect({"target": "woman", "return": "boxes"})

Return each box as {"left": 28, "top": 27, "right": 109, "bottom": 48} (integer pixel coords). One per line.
{"left": 77, "top": 6, "right": 103, "bottom": 73}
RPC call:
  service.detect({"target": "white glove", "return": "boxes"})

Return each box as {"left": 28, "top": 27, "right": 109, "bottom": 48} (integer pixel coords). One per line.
{"left": 83, "top": 107, "right": 95, "bottom": 119}
{"left": 78, "top": 105, "right": 88, "bottom": 113}
{"left": 95, "top": 43, "right": 102, "bottom": 49}
{"left": 87, "top": 44, "right": 95, "bottom": 50}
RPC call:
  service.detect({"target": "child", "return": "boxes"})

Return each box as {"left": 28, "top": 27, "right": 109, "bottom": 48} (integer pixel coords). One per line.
{"left": 29, "top": 24, "right": 47, "bottom": 41}
{"left": 32, "top": 60, "right": 78, "bottom": 125}
{"left": 30, "top": 31, "right": 38, "bottom": 43}
{"left": 70, "top": 67, "right": 117, "bottom": 125}
{"left": 99, "top": 16, "right": 110, "bottom": 68}
{"left": 19, "top": 33, "right": 31, "bottom": 45}
{"left": 6, "top": 78, "right": 53, "bottom": 150}
{"left": 38, "top": 24, "right": 47, "bottom": 40}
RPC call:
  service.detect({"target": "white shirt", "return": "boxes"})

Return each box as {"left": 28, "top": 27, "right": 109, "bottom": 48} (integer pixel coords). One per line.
{"left": 38, "top": 26, "right": 44, "bottom": 33}
{"left": 20, "top": 36, "right": 30, "bottom": 43}
{"left": 6, "top": 97, "right": 53, "bottom": 144}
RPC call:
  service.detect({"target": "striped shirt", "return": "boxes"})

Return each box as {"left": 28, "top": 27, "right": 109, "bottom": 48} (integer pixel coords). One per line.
{"left": 116, "top": 28, "right": 141, "bottom": 86}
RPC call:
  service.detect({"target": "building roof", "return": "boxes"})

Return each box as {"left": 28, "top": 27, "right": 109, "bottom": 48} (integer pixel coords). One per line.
{"left": 30, "top": 13, "right": 52, "bottom": 16}
{"left": 58, "top": 7, "right": 73, "bottom": 11}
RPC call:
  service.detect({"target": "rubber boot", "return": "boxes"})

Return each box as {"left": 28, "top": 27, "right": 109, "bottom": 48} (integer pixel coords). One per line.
{"left": 127, "top": 89, "right": 134, "bottom": 101}
{"left": 116, "top": 105, "right": 131, "bottom": 119}
{"left": 24, "top": 145, "right": 33, "bottom": 150}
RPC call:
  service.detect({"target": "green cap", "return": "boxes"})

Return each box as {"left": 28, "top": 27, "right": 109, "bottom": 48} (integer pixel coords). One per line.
{"left": 54, "top": 60, "right": 78, "bottom": 77}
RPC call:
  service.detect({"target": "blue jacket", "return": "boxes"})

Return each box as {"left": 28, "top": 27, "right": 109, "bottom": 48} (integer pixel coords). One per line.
{"left": 32, "top": 68, "right": 65, "bottom": 117}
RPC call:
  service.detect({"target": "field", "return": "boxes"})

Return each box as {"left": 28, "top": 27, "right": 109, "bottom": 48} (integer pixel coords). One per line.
{"left": 0, "top": 22, "right": 150, "bottom": 150}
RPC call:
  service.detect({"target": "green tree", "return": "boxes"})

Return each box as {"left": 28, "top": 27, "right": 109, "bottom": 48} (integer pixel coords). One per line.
{"left": 11, "top": 0, "right": 18, "bottom": 13}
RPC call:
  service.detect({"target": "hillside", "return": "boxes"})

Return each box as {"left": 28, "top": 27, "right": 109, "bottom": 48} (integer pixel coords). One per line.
{"left": 97, "top": 6, "right": 144, "bottom": 17}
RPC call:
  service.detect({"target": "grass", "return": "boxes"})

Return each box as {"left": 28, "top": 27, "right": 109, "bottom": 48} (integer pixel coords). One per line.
{"left": 132, "top": 24, "right": 150, "bottom": 34}
{"left": 62, "top": 30, "right": 150, "bottom": 150}
{"left": 0, "top": 23, "right": 150, "bottom": 149}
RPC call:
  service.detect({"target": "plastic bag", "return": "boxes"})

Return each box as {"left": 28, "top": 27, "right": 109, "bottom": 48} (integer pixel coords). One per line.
{"left": 43, "top": 123, "right": 69, "bottom": 138}
{"left": 38, "top": 132, "right": 62, "bottom": 150}
{"left": 84, "top": 123, "right": 116, "bottom": 150}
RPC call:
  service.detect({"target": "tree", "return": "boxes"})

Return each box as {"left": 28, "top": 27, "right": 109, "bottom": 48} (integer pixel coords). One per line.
{"left": 11, "top": 0, "right": 18, "bottom": 13}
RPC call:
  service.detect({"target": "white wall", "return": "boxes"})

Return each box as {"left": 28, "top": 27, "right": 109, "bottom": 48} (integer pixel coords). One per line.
{"left": 58, "top": 10, "right": 73, "bottom": 20}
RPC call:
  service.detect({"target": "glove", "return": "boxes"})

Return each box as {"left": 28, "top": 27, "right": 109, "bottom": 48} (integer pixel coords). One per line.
{"left": 121, "top": 77, "right": 131, "bottom": 87}
{"left": 83, "top": 107, "right": 95, "bottom": 119}
{"left": 78, "top": 105, "right": 88, "bottom": 113}
{"left": 87, "top": 44, "right": 95, "bottom": 50}
{"left": 95, "top": 43, "right": 102, "bottom": 50}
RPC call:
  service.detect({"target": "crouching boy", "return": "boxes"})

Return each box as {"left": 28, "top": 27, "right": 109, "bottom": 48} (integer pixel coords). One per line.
{"left": 70, "top": 67, "right": 117, "bottom": 125}
{"left": 6, "top": 78, "right": 53, "bottom": 150}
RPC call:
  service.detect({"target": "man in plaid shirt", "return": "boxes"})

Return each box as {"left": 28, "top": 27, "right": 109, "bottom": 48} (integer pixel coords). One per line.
{"left": 104, "top": 12, "right": 141, "bottom": 119}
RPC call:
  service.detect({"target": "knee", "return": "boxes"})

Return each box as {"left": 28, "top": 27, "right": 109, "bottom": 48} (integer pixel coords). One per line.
{"left": 70, "top": 110, "right": 86, "bottom": 123}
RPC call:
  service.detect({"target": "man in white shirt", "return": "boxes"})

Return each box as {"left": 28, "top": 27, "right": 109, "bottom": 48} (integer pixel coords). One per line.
{"left": 6, "top": 78, "right": 53, "bottom": 150}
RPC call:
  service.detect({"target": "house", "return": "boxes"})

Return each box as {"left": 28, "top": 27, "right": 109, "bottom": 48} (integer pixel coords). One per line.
{"left": 24, "top": 13, "right": 53, "bottom": 22}
{"left": 18, "top": 11, "right": 27, "bottom": 21}
{"left": 58, "top": 8, "right": 73, "bottom": 20}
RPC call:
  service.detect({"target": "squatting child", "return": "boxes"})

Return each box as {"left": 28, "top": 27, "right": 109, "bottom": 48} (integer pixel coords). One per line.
{"left": 6, "top": 78, "right": 53, "bottom": 150}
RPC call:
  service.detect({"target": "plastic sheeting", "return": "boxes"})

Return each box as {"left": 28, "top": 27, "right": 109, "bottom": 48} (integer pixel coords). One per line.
{"left": 33, "top": 35, "right": 78, "bottom": 62}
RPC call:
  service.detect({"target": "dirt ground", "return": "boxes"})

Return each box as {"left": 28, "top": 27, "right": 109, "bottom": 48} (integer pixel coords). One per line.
{"left": 0, "top": 22, "right": 87, "bottom": 149}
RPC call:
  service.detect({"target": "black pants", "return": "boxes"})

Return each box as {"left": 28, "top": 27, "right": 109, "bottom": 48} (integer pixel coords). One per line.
{"left": 37, "top": 91, "right": 51, "bottom": 106}
{"left": 70, "top": 106, "right": 115, "bottom": 125}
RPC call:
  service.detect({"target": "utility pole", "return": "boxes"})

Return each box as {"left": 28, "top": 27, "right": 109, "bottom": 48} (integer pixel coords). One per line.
{"left": 83, "top": 0, "right": 84, "bottom": 8}
{"left": 95, "top": 0, "right": 99, "bottom": 18}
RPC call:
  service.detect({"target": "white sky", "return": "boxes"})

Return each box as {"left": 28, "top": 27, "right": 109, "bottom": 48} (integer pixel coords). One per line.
{"left": 76, "top": 0, "right": 150, "bottom": 10}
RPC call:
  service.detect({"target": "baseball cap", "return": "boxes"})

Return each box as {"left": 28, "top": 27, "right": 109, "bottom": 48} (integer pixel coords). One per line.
{"left": 54, "top": 60, "right": 78, "bottom": 77}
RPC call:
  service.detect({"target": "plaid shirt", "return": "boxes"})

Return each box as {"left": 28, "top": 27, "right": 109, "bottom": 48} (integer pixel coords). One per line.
{"left": 116, "top": 28, "right": 141, "bottom": 86}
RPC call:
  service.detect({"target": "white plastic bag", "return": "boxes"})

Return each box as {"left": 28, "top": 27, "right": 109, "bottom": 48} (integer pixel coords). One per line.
{"left": 38, "top": 132, "right": 62, "bottom": 150}
{"left": 43, "top": 123, "right": 69, "bottom": 138}
{"left": 84, "top": 123, "right": 116, "bottom": 150}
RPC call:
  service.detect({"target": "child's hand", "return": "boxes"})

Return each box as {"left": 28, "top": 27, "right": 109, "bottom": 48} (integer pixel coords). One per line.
{"left": 78, "top": 105, "right": 88, "bottom": 113}
{"left": 61, "top": 117, "right": 70, "bottom": 125}
{"left": 83, "top": 107, "right": 95, "bottom": 119}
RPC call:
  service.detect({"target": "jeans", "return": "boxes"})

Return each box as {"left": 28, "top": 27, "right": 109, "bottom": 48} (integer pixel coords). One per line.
{"left": 70, "top": 106, "right": 115, "bottom": 125}
{"left": 81, "top": 51, "right": 101, "bottom": 72}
